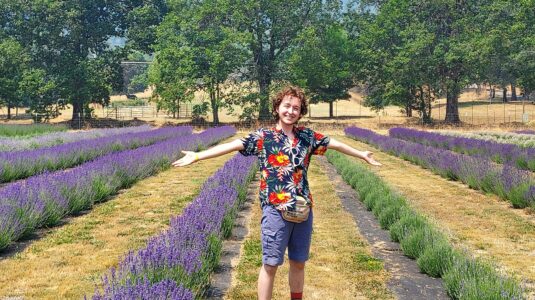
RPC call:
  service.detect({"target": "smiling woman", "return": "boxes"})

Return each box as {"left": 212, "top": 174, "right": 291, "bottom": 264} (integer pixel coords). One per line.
{"left": 172, "top": 85, "right": 381, "bottom": 300}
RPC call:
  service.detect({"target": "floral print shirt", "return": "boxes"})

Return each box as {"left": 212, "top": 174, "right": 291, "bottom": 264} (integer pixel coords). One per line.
{"left": 240, "top": 126, "right": 330, "bottom": 211}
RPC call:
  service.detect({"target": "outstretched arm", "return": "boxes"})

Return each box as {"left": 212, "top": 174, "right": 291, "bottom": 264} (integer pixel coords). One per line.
{"left": 327, "top": 138, "right": 382, "bottom": 166}
{"left": 172, "top": 139, "right": 245, "bottom": 167}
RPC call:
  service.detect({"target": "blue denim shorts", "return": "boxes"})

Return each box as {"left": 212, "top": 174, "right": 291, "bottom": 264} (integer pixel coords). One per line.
{"left": 260, "top": 204, "right": 314, "bottom": 266}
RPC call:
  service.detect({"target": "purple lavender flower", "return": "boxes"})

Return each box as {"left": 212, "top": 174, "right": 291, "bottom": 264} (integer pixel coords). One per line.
{"left": 93, "top": 153, "right": 256, "bottom": 298}
{"left": 92, "top": 277, "right": 193, "bottom": 300}
{"left": 389, "top": 127, "right": 535, "bottom": 172}
{"left": 346, "top": 126, "right": 535, "bottom": 209}
{"left": 0, "top": 125, "right": 154, "bottom": 152}
{"left": 0, "top": 126, "right": 237, "bottom": 251}
{"left": 0, "top": 126, "right": 193, "bottom": 183}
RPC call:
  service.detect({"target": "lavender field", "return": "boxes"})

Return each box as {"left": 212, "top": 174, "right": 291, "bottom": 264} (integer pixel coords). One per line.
{"left": 2, "top": 124, "right": 533, "bottom": 299}
{"left": 0, "top": 126, "right": 236, "bottom": 251}
{"left": 346, "top": 126, "right": 535, "bottom": 209}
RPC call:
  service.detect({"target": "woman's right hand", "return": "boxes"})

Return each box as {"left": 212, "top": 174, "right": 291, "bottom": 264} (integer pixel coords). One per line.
{"left": 172, "top": 151, "right": 198, "bottom": 167}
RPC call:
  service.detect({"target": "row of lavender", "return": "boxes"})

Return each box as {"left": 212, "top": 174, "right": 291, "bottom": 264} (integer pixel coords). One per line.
{"left": 437, "top": 130, "right": 535, "bottom": 149}
{"left": 389, "top": 127, "right": 535, "bottom": 172}
{"left": 0, "top": 125, "right": 154, "bottom": 152}
{"left": 0, "top": 126, "right": 191, "bottom": 184}
{"left": 515, "top": 130, "right": 535, "bottom": 135}
{"left": 345, "top": 126, "right": 535, "bottom": 209}
{"left": 0, "top": 126, "right": 236, "bottom": 251}
{"left": 91, "top": 154, "right": 257, "bottom": 299}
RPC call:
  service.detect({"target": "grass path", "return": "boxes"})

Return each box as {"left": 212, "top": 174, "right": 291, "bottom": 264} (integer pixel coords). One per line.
{"left": 338, "top": 135, "right": 535, "bottom": 292}
{"left": 0, "top": 144, "right": 235, "bottom": 299}
{"left": 226, "top": 159, "right": 393, "bottom": 300}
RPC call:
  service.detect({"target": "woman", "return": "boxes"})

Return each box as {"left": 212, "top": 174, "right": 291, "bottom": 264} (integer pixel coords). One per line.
{"left": 172, "top": 86, "right": 381, "bottom": 300}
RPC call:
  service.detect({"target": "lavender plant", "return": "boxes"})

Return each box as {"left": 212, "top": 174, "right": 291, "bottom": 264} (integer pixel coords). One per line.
{"left": 514, "top": 130, "right": 535, "bottom": 135}
{"left": 389, "top": 127, "right": 535, "bottom": 171}
{"left": 0, "top": 123, "right": 68, "bottom": 137}
{"left": 0, "top": 125, "right": 154, "bottom": 152}
{"left": 437, "top": 130, "right": 535, "bottom": 148}
{"left": 92, "top": 153, "right": 257, "bottom": 299}
{"left": 0, "top": 126, "right": 192, "bottom": 183}
{"left": 91, "top": 277, "right": 193, "bottom": 300}
{"left": 326, "top": 150, "right": 524, "bottom": 300}
{"left": 0, "top": 126, "right": 236, "bottom": 251}
{"left": 345, "top": 126, "right": 535, "bottom": 209}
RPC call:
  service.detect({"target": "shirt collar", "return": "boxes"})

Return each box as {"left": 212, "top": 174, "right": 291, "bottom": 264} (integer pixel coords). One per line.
{"left": 272, "top": 125, "right": 300, "bottom": 136}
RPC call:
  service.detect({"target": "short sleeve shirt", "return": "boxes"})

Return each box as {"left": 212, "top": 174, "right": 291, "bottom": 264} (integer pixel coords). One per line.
{"left": 240, "top": 126, "right": 330, "bottom": 211}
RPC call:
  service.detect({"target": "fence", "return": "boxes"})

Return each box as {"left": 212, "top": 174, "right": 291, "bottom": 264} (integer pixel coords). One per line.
{"left": 101, "top": 105, "right": 192, "bottom": 120}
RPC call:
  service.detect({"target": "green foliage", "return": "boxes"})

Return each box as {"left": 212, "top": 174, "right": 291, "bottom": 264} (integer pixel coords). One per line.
{"left": 128, "top": 71, "right": 149, "bottom": 94}
{"left": 287, "top": 23, "right": 354, "bottom": 117}
{"left": 110, "top": 98, "right": 147, "bottom": 108}
{"left": 0, "top": 37, "right": 29, "bottom": 118}
{"left": 229, "top": 0, "right": 333, "bottom": 120}
{"left": 351, "top": 0, "right": 482, "bottom": 123}
{"left": 325, "top": 150, "right": 523, "bottom": 299}
{"left": 389, "top": 211, "right": 427, "bottom": 243}
{"left": 0, "top": 0, "right": 147, "bottom": 122}
{"left": 150, "top": 0, "right": 249, "bottom": 123}
{"left": 443, "top": 254, "right": 524, "bottom": 300}
{"left": 417, "top": 238, "right": 455, "bottom": 278}
{"left": 0, "top": 123, "right": 68, "bottom": 137}
{"left": 18, "top": 69, "right": 62, "bottom": 122}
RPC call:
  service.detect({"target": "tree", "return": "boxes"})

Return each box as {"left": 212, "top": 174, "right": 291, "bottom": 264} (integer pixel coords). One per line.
{"left": 513, "top": 0, "right": 535, "bottom": 99}
{"left": 151, "top": 0, "right": 248, "bottom": 124}
{"left": 288, "top": 24, "right": 354, "bottom": 118}
{"left": 18, "top": 69, "right": 62, "bottom": 122}
{"left": 0, "top": 38, "right": 28, "bottom": 119}
{"left": 351, "top": 0, "right": 438, "bottom": 123}
{"left": 125, "top": 0, "right": 168, "bottom": 53}
{"left": 353, "top": 0, "right": 481, "bottom": 123}
{"left": 230, "top": 0, "right": 324, "bottom": 120}
{"left": 3, "top": 0, "right": 148, "bottom": 124}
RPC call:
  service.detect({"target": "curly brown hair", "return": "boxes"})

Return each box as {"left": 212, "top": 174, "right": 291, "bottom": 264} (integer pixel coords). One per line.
{"left": 272, "top": 86, "right": 308, "bottom": 121}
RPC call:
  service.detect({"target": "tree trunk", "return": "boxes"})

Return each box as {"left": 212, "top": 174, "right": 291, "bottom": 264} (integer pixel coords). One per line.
{"left": 502, "top": 87, "right": 507, "bottom": 102}
{"left": 406, "top": 101, "right": 412, "bottom": 117}
{"left": 174, "top": 98, "right": 179, "bottom": 118}
{"left": 71, "top": 100, "right": 83, "bottom": 127}
{"left": 7, "top": 105, "right": 11, "bottom": 120}
{"left": 258, "top": 75, "right": 271, "bottom": 120}
{"left": 210, "top": 82, "right": 219, "bottom": 125}
{"left": 491, "top": 86, "right": 495, "bottom": 99}
{"left": 445, "top": 83, "right": 461, "bottom": 123}
{"left": 329, "top": 101, "right": 334, "bottom": 118}
{"left": 511, "top": 83, "right": 517, "bottom": 101}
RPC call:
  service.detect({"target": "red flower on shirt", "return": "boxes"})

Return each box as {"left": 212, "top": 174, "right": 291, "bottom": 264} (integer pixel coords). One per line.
{"left": 313, "top": 146, "right": 327, "bottom": 155}
{"left": 314, "top": 132, "right": 325, "bottom": 140}
{"left": 269, "top": 191, "right": 291, "bottom": 205}
{"left": 267, "top": 151, "right": 290, "bottom": 167}
{"left": 257, "top": 138, "right": 264, "bottom": 151}
{"left": 260, "top": 179, "right": 267, "bottom": 190}
{"left": 292, "top": 170, "right": 303, "bottom": 185}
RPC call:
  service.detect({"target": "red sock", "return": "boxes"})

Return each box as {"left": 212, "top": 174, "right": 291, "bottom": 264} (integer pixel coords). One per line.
{"left": 291, "top": 292, "right": 303, "bottom": 300}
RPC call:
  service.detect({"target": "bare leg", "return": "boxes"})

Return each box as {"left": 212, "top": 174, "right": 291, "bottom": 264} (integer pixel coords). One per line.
{"left": 258, "top": 264, "right": 278, "bottom": 300}
{"left": 289, "top": 259, "right": 306, "bottom": 296}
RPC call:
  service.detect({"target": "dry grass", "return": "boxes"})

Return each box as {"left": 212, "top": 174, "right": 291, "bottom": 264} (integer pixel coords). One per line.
{"left": 337, "top": 136, "right": 535, "bottom": 292}
{"left": 0, "top": 143, "right": 236, "bottom": 299}
{"left": 226, "top": 160, "right": 393, "bottom": 300}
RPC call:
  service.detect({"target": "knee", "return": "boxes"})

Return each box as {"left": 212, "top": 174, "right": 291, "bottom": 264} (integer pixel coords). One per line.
{"left": 263, "top": 264, "right": 278, "bottom": 276}
{"left": 289, "top": 260, "right": 306, "bottom": 271}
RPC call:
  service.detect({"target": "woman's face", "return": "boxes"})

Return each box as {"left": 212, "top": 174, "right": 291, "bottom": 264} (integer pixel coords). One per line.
{"left": 276, "top": 95, "right": 302, "bottom": 126}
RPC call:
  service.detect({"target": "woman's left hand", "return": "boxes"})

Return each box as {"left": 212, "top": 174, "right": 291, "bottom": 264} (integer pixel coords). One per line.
{"left": 363, "top": 151, "right": 382, "bottom": 166}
